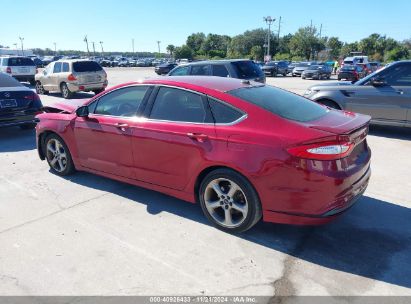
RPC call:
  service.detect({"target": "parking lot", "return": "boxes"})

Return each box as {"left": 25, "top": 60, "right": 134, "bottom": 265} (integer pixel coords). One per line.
{"left": 1, "top": 67, "right": 411, "bottom": 296}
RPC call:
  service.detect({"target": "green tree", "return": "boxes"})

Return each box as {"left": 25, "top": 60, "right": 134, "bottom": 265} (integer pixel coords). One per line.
{"left": 326, "top": 37, "right": 343, "bottom": 59}
{"left": 384, "top": 46, "right": 409, "bottom": 62}
{"left": 200, "top": 34, "right": 230, "bottom": 57}
{"left": 186, "top": 33, "right": 206, "bottom": 53}
{"left": 289, "top": 26, "right": 324, "bottom": 60}
{"left": 174, "top": 45, "right": 194, "bottom": 59}
{"left": 166, "top": 44, "right": 175, "bottom": 57}
{"left": 340, "top": 42, "right": 359, "bottom": 57}
{"left": 250, "top": 45, "right": 263, "bottom": 61}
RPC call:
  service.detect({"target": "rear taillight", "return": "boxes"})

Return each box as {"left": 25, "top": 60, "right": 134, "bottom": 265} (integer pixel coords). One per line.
{"left": 67, "top": 74, "right": 77, "bottom": 81}
{"left": 6, "top": 67, "right": 11, "bottom": 73}
{"left": 287, "top": 140, "right": 354, "bottom": 160}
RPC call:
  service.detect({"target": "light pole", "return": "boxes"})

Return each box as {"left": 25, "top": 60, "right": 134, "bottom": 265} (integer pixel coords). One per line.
{"left": 92, "top": 41, "right": 96, "bottom": 57}
{"left": 157, "top": 41, "right": 161, "bottom": 56}
{"left": 132, "top": 38, "right": 135, "bottom": 54}
{"left": 263, "top": 16, "right": 275, "bottom": 61}
{"left": 84, "top": 35, "right": 90, "bottom": 57}
{"left": 53, "top": 42, "right": 57, "bottom": 55}
{"left": 99, "top": 41, "right": 104, "bottom": 56}
{"left": 19, "top": 36, "right": 24, "bottom": 56}
{"left": 13, "top": 43, "right": 18, "bottom": 55}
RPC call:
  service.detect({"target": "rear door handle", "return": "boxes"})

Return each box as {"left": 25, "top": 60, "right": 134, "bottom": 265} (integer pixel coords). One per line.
{"left": 187, "top": 133, "right": 208, "bottom": 142}
{"left": 396, "top": 90, "right": 404, "bottom": 95}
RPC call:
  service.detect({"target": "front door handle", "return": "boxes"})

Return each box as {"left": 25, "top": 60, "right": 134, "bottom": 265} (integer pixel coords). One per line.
{"left": 187, "top": 133, "right": 208, "bottom": 142}
{"left": 114, "top": 123, "right": 129, "bottom": 131}
{"left": 397, "top": 90, "right": 404, "bottom": 95}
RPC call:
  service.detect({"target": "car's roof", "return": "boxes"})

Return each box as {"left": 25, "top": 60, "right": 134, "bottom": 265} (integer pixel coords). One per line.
{"left": 118, "top": 76, "right": 263, "bottom": 93}
{"left": 178, "top": 59, "right": 253, "bottom": 66}
{"left": 56, "top": 59, "right": 97, "bottom": 63}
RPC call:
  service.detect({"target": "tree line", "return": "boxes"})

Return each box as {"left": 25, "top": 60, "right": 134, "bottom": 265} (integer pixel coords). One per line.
{"left": 167, "top": 27, "right": 411, "bottom": 63}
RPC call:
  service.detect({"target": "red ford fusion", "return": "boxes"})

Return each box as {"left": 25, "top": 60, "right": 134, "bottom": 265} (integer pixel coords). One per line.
{"left": 36, "top": 76, "right": 371, "bottom": 232}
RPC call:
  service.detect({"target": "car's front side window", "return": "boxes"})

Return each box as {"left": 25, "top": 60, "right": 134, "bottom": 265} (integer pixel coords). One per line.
{"left": 53, "top": 62, "right": 62, "bottom": 73}
{"left": 62, "top": 62, "right": 69, "bottom": 72}
{"left": 169, "top": 66, "right": 190, "bottom": 76}
{"left": 384, "top": 64, "right": 411, "bottom": 86}
{"left": 93, "top": 86, "right": 149, "bottom": 117}
{"left": 150, "top": 87, "right": 207, "bottom": 123}
{"left": 191, "top": 65, "right": 210, "bottom": 76}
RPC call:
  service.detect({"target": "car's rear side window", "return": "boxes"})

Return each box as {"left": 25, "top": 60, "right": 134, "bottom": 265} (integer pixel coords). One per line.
{"left": 208, "top": 98, "right": 244, "bottom": 124}
{"left": 228, "top": 86, "right": 328, "bottom": 122}
{"left": 231, "top": 61, "right": 263, "bottom": 79}
{"left": 169, "top": 66, "right": 190, "bottom": 76}
{"left": 62, "top": 62, "right": 70, "bottom": 72}
{"left": 73, "top": 61, "right": 102, "bottom": 72}
{"left": 6, "top": 57, "right": 35, "bottom": 66}
{"left": 191, "top": 64, "right": 210, "bottom": 76}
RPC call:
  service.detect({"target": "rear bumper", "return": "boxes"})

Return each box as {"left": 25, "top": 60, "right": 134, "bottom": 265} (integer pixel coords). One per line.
{"left": 13, "top": 75, "right": 35, "bottom": 81}
{"left": 262, "top": 166, "right": 371, "bottom": 225}
{"left": 67, "top": 81, "right": 107, "bottom": 92}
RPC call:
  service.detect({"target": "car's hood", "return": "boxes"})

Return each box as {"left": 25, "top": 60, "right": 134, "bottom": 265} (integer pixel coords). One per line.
{"left": 303, "top": 69, "right": 319, "bottom": 73}
{"left": 294, "top": 66, "right": 309, "bottom": 71}
{"left": 45, "top": 99, "right": 86, "bottom": 113}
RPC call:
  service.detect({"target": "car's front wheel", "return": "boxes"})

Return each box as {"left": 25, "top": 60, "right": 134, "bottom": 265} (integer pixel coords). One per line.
{"left": 35, "top": 81, "right": 48, "bottom": 95}
{"left": 199, "top": 169, "right": 262, "bottom": 233}
{"left": 44, "top": 134, "right": 75, "bottom": 176}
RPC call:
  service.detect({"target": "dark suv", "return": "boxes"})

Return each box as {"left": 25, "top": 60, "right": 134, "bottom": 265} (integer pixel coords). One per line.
{"left": 261, "top": 61, "right": 288, "bottom": 77}
{"left": 168, "top": 60, "right": 265, "bottom": 83}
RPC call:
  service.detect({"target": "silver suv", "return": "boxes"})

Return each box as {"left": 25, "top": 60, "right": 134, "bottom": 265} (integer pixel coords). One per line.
{"left": 35, "top": 59, "right": 107, "bottom": 99}
{"left": 0, "top": 56, "right": 36, "bottom": 85}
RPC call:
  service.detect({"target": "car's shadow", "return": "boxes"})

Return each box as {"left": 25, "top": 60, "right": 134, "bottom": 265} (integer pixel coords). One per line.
{"left": 64, "top": 171, "right": 411, "bottom": 289}
{"left": 369, "top": 125, "right": 411, "bottom": 140}
{"left": 0, "top": 127, "right": 36, "bottom": 152}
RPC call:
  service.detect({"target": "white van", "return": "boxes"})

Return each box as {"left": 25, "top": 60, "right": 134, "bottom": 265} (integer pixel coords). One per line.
{"left": 0, "top": 56, "right": 36, "bottom": 84}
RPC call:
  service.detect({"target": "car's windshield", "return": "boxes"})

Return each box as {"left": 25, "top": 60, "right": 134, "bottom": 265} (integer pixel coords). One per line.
{"left": 342, "top": 66, "right": 356, "bottom": 71}
{"left": 266, "top": 62, "right": 278, "bottom": 66}
{"left": 228, "top": 85, "right": 328, "bottom": 122}
{"left": 355, "top": 64, "right": 390, "bottom": 85}
{"left": 308, "top": 65, "right": 321, "bottom": 70}
{"left": 296, "top": 63, "right": 309, "bottom": 67}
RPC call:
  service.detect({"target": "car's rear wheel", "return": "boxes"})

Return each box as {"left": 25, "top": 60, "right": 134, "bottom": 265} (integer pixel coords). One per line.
{"left": 44, "top": 134, "right": 75, "bottom": 176}
{"left": 35, "top": 81, "right": 48, "bottom": 95}
{"left": 199, "top": 169, "right": 262, "bottom": 233}
{"left": 61, "top": 82, "right": 73, "bottom": 99}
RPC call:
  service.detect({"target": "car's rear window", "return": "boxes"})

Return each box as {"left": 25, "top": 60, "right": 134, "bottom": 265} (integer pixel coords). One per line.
{"left": 342, "top": 66, "right": 356, "bottom": 71}
{"left": 231, "top": 61, "right": 263, "bottom": 79}
{"left": 0, "top": 73, "right": 23, "bottom": 87}
{"left": 228, "top": 85, "right": 328, "bottom": 122}
{"left": 72, "top": 61, "right": 103, "bottom": 72}
{"left": 7, "top": 57, "right": 35, "bottom": 66}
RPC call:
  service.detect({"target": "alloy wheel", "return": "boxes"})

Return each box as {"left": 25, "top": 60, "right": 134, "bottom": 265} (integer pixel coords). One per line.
{"left": 203, "top": 178, "right": 249, "bottom": 228}
{"left": 46, "top": 138, "right": 68, "bottom": 173}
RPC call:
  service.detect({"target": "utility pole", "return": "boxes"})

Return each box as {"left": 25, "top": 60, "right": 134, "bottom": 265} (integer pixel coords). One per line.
{"left": 263, "top": 16, "right": 275, "bottom": 61}
{"left": 92, "top": 41, "right": 96, "bottom": 57}
{"left": 84, "top": 35, "right": 90, "bottom": 57}
{"left": 13, "top": 43, "right": 18, "bottom": 55}
{"left": 99, "top": 41, "right": 104, "bottom": 56}
{"left": 19, "top": 37, "right": 24, "bottom": 56}
{"left": 53, "top": 42, "right": 57, "bottom": 55}
{"left": 157, "top": 41, "right": 161, "bottom": 55}
{"left": 277, "top": 16, "right": 282, "bottom": 54}
{"left": 319, "top": 24, "right": 323, "bottom": 39}
{"left": 132, "top": 38, "right": 135, "bottom": 54}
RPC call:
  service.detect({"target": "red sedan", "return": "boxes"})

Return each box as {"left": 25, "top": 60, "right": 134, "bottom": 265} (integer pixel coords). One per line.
{"left": 36, "top": 76, "right": 371, "bottom": 232}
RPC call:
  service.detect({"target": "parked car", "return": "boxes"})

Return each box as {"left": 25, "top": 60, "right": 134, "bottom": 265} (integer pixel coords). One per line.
{"left": 36, "top": 76, "right": 371, "bottom": 232}
{"left": 304, "top": 60, "right": 411, "bottom": 127}
{"left": 369, "top": 62, "right": 381, "bottom": 72}
{"left": 0, "top": 56, "right": 36, "bottom": 85}
{"left": 261, "top": 61, "right": 288, "bottom": 77}
{"left": 292, "top": 63, "right": 310, "bottom": 77}
{"left": 357, "top": 63, "right": 373, "bottom": 75}
{"left": 155, "top": 63, "right": 177, "bottom": 75}
{"left": 168, "top": 60, "right": 266, "bottom": 83}
{"left": 0, "top": 72, "right": 42, "bottom": 129}
{"left": 35, "top": 59, "right": 107, "bottom": 99}
{"left": 287, "top": 62, "right": 299, "bottom": 74}
{"left": 41, "top": 56, "right": 62, "bottom": 66}
{"left": 337, "top": 65, "right": 367, "bottom": 81}
{"left": 302, "top": 65, "right": 332, "bottom": 80}
{"left": 117, "top": 58, "right": 129, "bottom": 67}
{"left": 343, "top": 56, "right": 369, "bottom": 66}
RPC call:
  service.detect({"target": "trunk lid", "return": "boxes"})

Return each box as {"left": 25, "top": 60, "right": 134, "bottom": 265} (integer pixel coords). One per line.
{"left": 0, "top": 88, "right": 34, "bottom": 111}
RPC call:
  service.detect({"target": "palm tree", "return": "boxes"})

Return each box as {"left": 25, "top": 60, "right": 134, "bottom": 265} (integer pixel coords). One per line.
{"left": 166, "top": 44, "right": 176, "bottom": 58}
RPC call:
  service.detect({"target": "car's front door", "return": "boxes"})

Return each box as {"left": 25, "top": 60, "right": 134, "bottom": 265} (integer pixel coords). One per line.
{"left": 345, "top": 63, "right": 411, "bottom": 123}
{"left": 131, "top": 86, "right": 216, "bottom": 190}
{"left": 73, "top": 85, "right": 151, "bottom": 178}
{"left": 41, "top": 63, "right": 55, "bottom": 92}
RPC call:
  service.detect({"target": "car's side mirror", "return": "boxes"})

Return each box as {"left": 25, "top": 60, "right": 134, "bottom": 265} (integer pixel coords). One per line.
{"left": 76, "top": 106, "right": 89, "bottom": 117}
{"left": 42, "top": 70, "right": 47, "bottom": 75}
{"left": 370, "top": 77, "right": 387, "bottom": 87}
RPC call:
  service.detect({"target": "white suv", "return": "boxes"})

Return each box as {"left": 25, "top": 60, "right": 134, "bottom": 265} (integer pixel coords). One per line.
{"left": 0, "top": 56, "right": 36, "bottom": 85}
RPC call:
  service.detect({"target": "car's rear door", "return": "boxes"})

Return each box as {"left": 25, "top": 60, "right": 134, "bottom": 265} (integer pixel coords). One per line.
{"left": 73, "top": 85, "right": 151, "bottom": 178}
{"left": 130, "top": 86, "right": 216, "bottom": 190}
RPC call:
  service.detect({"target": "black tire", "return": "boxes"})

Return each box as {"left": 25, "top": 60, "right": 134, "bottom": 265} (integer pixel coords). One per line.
{"left": 283, "top": 72, "right": 287, "bottom": 77}
{"left": 318, "top": 99, "right": 340, "bottom": 110}
{"left": 19, "top": 123, "right": 36, "bottom": 130}
{"left": 44, "top": 133, "right": 76, "bottom": 176}
{"left": 93, "top": 89, "right": 105, "bottom": 95}
{"left": 29, "top": 78, "right": 36, "bottom": 86}
{"left": 35, "top": 81, "right": 48, "bottom": 95}
{"left": 198, "top": 168, "right": 262, "bottom": 233}
{"left": 61, "top": 82, "right": 73, "bottom": 99}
